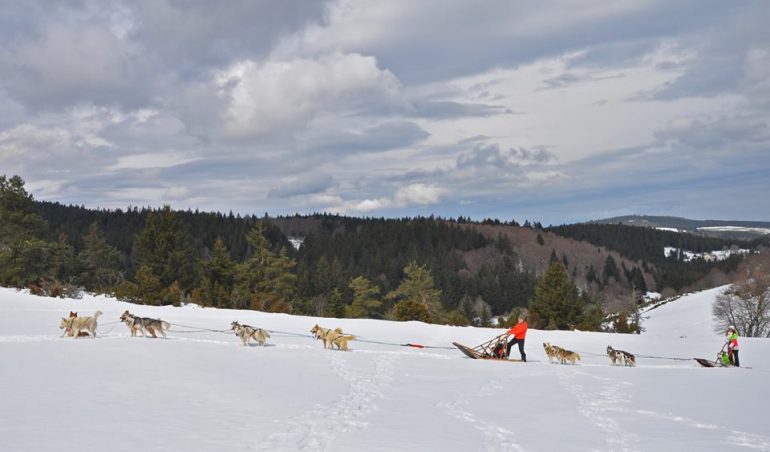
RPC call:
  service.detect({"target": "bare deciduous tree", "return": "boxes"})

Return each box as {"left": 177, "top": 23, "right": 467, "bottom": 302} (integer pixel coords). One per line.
{"left": 713, "top": 254, "right": 770, "bottom": 337}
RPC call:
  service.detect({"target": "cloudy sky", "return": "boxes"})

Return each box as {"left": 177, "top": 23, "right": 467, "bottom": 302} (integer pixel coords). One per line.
{"left": 1, "top": 0, "right": 768, "bottom": 225}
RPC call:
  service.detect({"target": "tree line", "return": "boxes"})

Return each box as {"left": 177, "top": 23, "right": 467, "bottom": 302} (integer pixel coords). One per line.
{"left": 547, "top": 223, "right": 746, "bottom": 291}
{"left": 3, "top": 175, "right": 538, "bottom": 326}
{"left": 4, "top": 174, "right": 753, "bottom": 333}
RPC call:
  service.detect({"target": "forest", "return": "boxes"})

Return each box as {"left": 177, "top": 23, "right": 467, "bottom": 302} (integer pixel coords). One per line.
{"left": 2, "top": 174, "right": 763, "bottom": 331}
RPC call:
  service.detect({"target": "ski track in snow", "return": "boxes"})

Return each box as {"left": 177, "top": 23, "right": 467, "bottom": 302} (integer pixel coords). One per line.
{"left": 438, "top": 375, "right": 523, "bottom": 452}
{"left": 257, "top": 350, "right": 396, "bottom": 451}
{"left": 556, "top": 368, "right": 639, "bottom": 452}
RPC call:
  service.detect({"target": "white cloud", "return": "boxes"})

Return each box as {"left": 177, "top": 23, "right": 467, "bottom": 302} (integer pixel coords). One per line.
{"left": 335, "top": 183, "right": 446, "bottom": 213}
{"left": 217, "top": 52, "right": 406, "bottom": 138}
{"left": 107, "top": 152, "right": 201, "bottom": 170}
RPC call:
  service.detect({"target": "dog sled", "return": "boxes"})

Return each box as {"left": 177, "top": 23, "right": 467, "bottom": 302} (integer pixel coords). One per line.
{"left": 694, "top": 350, "right": 734, "bottom": 368}
{"left": 453, "top": 333, "right": 525, "bottom": 361}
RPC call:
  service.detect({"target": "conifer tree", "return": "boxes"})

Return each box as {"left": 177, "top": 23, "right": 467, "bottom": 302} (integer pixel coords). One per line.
{"left": 132, "top": 206, "right": 197, "bottom": 290}
{"left": 529, "top": 261, "right": 582, "bottom": 330}
{"left": 200, "top": 238, "right": 236, "bottom": 307}
{"left": 78, "top": 222, "right": 122, "bottom": 291}
{"left": 346, "top": 275, "right": 381, "bottom": 318}
{"left": 326, "top": 288, "right": 346, "bottom": 318}
{"left": 0, "top": 176, "right": 56, "bottom": 287}
{"left": 237, "top": 223, "right": 297, "bottom": 312}
{"left": 134, "top": 264, "right": 165, "bottom": 305}
{"left": 386, "top": 262, "right": 442, "bottom": 320}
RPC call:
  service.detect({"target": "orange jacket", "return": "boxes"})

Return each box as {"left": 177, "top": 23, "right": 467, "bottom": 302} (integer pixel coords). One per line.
{"left": 506, "top": 321, "right": 527, "bottom": 339}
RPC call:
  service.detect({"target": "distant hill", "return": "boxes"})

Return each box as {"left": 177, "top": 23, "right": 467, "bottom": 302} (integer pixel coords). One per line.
{"left": 592, "top": 215, "right": 770, "bottom": 240}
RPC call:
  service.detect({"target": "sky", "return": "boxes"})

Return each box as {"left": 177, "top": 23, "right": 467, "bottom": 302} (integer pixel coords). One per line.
{"left": 1, "top": 0, "right": 768, "bottom": 225}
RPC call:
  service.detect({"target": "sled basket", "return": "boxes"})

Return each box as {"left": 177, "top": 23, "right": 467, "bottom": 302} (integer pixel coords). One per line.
{"left": 453, "top": 333, "right": 510, "bottom": 360}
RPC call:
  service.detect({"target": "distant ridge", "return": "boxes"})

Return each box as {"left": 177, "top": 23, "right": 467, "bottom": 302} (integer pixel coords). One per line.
{"left": 591, "top": 215, "right": 770, "bottom": 239}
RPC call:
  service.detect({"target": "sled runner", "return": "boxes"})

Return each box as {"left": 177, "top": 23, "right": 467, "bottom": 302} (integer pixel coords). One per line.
{"left": 695, "top": 350, "right": 739, "bottom": 368}
{"left": 694, "top": 358, "right": 721, "bottom": 368}
{"left": 453, "top": 333, "right": 522, "bottom": 361}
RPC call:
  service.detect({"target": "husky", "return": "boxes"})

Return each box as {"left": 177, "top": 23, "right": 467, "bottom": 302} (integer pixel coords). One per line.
{"left": 60, "top": 311, "right": 102, "bottom": 338}
{"left": 607, "top": 345, "right": 636, "bottom": 367}
{"left": 543, "top": 342, "right": 580, "bottom": 365}
{"left": 543, "top": 342, "right": 559, "bottom": 363}
{"left": 231, "top": 321, "right": 271, "bottom": 346}
{"left": 330, "top": 332, "right": 356, "bottom": 351}
{"left": 311, "top": 324, "right": 343, "bottom": 349}
{"left": 119, "top": 310, "right": 144, "bottom": 337}
{"left": 138, "top": 316, "right": 170, "bottom": 338}
{"left": 559, "top": 347, "right": 581, "bottom": 365}
{"left": 61, "top": 312, "right": 90, "bottom": 337}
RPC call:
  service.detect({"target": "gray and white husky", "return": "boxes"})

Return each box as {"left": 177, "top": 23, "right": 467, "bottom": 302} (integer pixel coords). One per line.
{"left": 231, "top": 321, "right": 270, "bottom": 346}
{"left": 120, "top": 310, "right": 170, "bottom": 338}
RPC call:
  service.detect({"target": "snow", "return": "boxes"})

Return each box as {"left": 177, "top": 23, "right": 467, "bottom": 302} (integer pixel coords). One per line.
{"left": 644, "top": 291, "right": 661, "bottom": 302}
{"left": 655, "top": 227, "right": 680, "bottom": 233}
{"left": 2, "top": 286, "right": 770, "bottom": 451}
{"left": 664, "top": 246, "right": 750, "bottom": 262}
{"left": 697, "top": 226, "right": 770, "bottom": 235}
{"left": 288, "top": 236, "right": 304, "bottom": 250}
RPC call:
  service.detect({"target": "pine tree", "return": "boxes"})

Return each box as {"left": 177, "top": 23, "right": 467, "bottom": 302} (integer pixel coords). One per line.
{"left": 0, "top": 175, "right": 55, "bottom": 287}
{"left": 78, "top": 222, "right": 123, "bottom": 291}
{"left": 529, "top": 261, "right": 582, "bottom": 330}
{"left": 134, "top": 264, "right": 165, "bottom": 305}
{"left": 237, "top": 223, "right": 297, "bottom": 312}
{"left": 346, "top": 275, "right": 381, "bottom": 318}
{"left": 386, "top": 262, "right": 443, "bottom": 318}
{"left": 132, "top": 206, "right": 198, "bottom": 290}
{"left": 603, "top": 254, "right": 620, "bottom": 283}
{"left": 200, "top": 238, "right": 236, "bottom": 307}
{"left": 549, "top": 249, "right": 559, "bottom": 264}
{"left": 326, "top": 288, "right": 346, "bottom": 318}
{"left": 392, "top": 299, "right": 432, "bottom": 322}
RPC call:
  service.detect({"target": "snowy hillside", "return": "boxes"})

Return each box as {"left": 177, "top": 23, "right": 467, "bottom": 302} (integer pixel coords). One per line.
{"left": 1, "top": 287, "right": 769, "bottom": 452}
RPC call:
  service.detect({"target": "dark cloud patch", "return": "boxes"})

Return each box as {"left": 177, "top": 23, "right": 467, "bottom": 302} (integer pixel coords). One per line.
{"left": 332, "top": 0, "right": 735, "bottom": 85}
{"left": 456, "top": 144, "right": 555, "bottom": 170}
{"left": 0, "top": 0, "right": 330, "bottom": 111}
{"left": 540, "top": 73, "right": 583, "bottom": 90}
{"left": 636, "top": 1, "right": 769, "bottom": 101}
{"left": 268, "top": 173, "right": 335, "bottom": 199}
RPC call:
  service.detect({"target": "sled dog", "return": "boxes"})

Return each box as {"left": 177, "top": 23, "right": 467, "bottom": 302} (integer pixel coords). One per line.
{"left": 607, "top": 345, "right": 636, "bottom": 367}
{"left": 311, "top": 324, "right": 343, "bottom": 349}
{"left": 138, "top": 316, "right": 170, "bottom": 338}
{"left": 119, "top": 310, "right": 144, "bottom": 337}
{"left": 330, "top": 333, "right": 356, "bottom": 351}
{"left": 231, "top": 321, "right": 271, "bottom": 346}
{"left": 119, "top": 310, "right": 169, "bottom": 338}
{"left": 543, "top": 342, "right": 580, "bottom": 365}
{"left": 543, "top": 342, "right": 559, "bottom": 363}
{"left": 60, "top": 311, "right": 102, "bottom": 338}
{"left": 60, "top": 312, "right": 90, "bottom": 337}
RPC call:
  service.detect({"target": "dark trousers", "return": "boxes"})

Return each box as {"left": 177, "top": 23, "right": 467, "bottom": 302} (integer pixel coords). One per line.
{"left": 506, "top": 337, "right": 526, "bottom": 361}
{"left": 730, "top": 350, "right": 740, "bottom": 367}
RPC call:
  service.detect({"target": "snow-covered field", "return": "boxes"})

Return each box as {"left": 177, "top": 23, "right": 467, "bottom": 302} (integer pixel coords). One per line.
{"left": 697, "top": 226, "right": 770, "bottom": 235}
{"left": 1, "top": 286, "right": 769, "bottom": 452}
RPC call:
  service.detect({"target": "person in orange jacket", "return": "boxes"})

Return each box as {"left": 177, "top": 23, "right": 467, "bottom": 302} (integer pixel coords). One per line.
{"left": 505, "top": 316, "right": 528, "bottom": 361}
